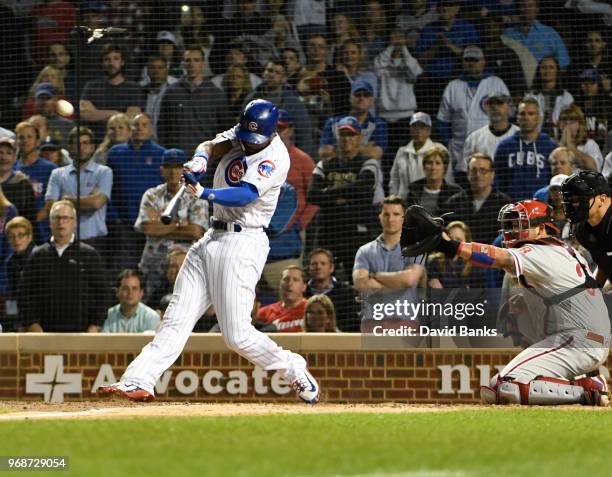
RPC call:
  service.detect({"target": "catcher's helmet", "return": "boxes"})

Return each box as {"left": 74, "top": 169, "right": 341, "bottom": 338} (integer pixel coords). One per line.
{"left": 561, "top": 171, "right": 611, "bottom": 223}
{"left": 498, "top": 200, "right": 559, "bottom": 247}
{"left": 236, "top": 99, "right": 279, "bottom": 145}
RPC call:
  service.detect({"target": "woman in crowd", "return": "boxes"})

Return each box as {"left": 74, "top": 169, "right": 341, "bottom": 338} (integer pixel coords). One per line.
{"left": 330, "top": 13, "right": 360, "bottom": 66}
{"left": 556, "top": 104, "right": 603, "bottom": 171}
{"left": 4, "top": 216, "right": 34, "bottom": 332}
{"left": 220, "top": 66, "right": 254, "bottom": 130}
{"left": 93, "top": 113, "right": 131, "bottom": 164}
{"left": 529, "top": 57, "right": 573, "bottom": 137}
{"left": 303, "top": 294, "right": 338, "bottom": 332}
{"left": 405, "top": 146, "right": 462, "bottom": 215}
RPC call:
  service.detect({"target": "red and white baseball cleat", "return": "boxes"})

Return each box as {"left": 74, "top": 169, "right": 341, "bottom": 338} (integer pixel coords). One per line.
{"left": 96, "top": 382, "right": 155, "bottom": 402}
{"left": 292, "top": 369, "right": 320, "bottom": 404}
{"left": 575, "top": 374, "right": 610, "bottom": 407}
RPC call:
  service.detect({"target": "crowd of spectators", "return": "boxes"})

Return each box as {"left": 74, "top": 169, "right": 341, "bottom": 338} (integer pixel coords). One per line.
{"left": 1, "top": 0, "right": 612, "bottom": 333}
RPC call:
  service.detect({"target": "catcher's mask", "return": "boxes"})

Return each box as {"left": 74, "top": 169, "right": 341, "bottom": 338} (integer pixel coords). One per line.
{"left": 498, "top": 200, "right": 559, "bottom": 248}
{"left": 561, "top": 171, "right": 610, "bottom": 223}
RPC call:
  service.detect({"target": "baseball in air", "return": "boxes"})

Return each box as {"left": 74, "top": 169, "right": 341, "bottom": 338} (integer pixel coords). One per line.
{"left": 56, "top": 99, "right": 74, "bottom": 118}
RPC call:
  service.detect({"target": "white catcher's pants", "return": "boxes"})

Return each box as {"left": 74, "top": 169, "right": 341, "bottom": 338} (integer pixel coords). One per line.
{"left": 122, "top": 228, "right": 307, "bottom": 394}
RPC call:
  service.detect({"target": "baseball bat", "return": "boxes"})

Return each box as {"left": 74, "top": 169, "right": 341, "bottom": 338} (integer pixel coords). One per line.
{"left": 161, "top": 185, "right": 186, "bottom": 224}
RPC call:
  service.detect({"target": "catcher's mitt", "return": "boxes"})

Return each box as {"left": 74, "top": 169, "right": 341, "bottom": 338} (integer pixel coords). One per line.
{"left": 400, "top": 205, "right": 446, "bottom": 257}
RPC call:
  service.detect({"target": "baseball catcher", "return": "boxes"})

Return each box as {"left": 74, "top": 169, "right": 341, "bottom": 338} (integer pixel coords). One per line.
{"left": 401, "top": 202, "right": 610, "bottom": 406}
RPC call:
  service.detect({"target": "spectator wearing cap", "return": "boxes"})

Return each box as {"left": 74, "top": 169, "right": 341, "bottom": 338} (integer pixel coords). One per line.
{"left": 534, "top": 172, "right": 569, "bottom": 202}
{"left": 460, "top": 92, "right": 520, "bottom": 178}
{"left": 437, "top": 46, "right": 510, "bottom": 181}
{"left": 574, "top": 68, "right": 612, "bottom": 151}
{"left": 277, "top": 109, "right": 318, "bottom": 240}
{"left": 374, "top": 29, "right": 424, "bottom": 155}
{"left": 568, "top": 29, "right": 612, "bottom": 98}
{"left": 502, "top": 0, "right": 569, "bottom": 69}
{"left": 158, "top": 46, "right": 223, "bottom": 156}
{"left": 556, "top": 104, "right": 602, "bottom": 171}
{"left": 243, "top": 59, "right": 314, "bottom": 157}
{"left": 441, "top": 153, "right": 511, "bottom": 244}
{"left": 415, "top": 0, "right": 480, "bottom": 115}
{"left": 80, "top": 44, "right": 146, "bottom": 141}
{"left": 33, "top": 82, "right": 74, "bottom": 147}
{"left": 308, "top": 116, "right": 384, "bottom": 277}
{"left": 390, "top": 112, "right": 449, "bottom": 200}
{"left": 135, "top": 148, "right": 208, "bottom": 303}
{"left": 147, "top": 31, "right": 183, "bottom": 83}
{"left": 319, "top": 80, "right": 388, "bottom": 163}
{"left": 39, "top": 138, "right": 65, "bottom": 166}
{"left": 0, "top": 138, "right": 36, "bottom": 228}
{"left": 15, "top": 121, "right": 57, "bottom": 243}
{"left": 43, "top": 127, "right": 112, "bottom": 252}
{"left": 0, "top": 126, "right": 15, "bottom": 142}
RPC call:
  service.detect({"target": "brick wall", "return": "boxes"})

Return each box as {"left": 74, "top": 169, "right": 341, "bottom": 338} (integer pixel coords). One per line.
{"left": 0, "top": 335, "right": 609, "bottom": 403}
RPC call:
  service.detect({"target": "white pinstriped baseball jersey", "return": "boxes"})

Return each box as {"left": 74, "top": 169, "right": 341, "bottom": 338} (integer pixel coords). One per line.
{"left": 212, "top": 127, "right": 289, "bottom": 228}
{"left": 459, "top": 124, "right": 520, "bottom": 173}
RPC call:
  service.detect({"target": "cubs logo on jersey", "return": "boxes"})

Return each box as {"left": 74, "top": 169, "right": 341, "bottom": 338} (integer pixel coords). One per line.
{"left": 257, "top": 160, "right": 276, "bottom": 178}
{"left": 225, "top": 157, "right": 247, "bottom": 186}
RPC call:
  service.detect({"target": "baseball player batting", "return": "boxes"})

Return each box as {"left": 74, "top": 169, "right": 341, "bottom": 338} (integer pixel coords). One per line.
{"left": 97, "top": 99, "right": 320, "bottom": 404}
{"left": 402, "top": 201, "right": 610, "bottom": 406}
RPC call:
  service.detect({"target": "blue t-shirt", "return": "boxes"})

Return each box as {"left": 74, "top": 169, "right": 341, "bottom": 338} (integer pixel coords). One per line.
{"left": 502, "top": 21, "right": 570, "bottom": 69}
{"left": 494, "top": 131, "right": 556, "bottom": 201}
{"left": 16, "top": 157, "right": 57, "bottom": 242}
{"left": 107, "top": 140, "right": 166, "bottom": 223}
{"left": 416, "top": 19, "right": 480, "bottom": 78}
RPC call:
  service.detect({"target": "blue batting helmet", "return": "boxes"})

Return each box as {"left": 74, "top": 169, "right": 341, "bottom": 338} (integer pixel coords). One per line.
{"left": 236, "top": 99, "right": 279, "bottom": 145}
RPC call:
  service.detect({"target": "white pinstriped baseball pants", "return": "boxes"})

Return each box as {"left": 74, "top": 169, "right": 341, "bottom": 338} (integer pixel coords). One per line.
{"left": 122, "top": 228, "right": 307, "bottom": 394}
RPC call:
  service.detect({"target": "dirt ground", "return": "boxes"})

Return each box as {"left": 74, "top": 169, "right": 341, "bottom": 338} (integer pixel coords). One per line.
{"left": 0, "top": 401, "right": 488, "bottom": 421}
{"left": 1, "top": 400, "right": 609, "bottom": 421}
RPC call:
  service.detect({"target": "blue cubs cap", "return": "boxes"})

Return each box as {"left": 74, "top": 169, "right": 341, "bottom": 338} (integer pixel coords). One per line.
{"left": 35, "top": 83, "right": 59, "bottom": 98}
{"left": 351, "top": 80, "right": 374, "bottom": 96}
{"left": 580, "top": 68, "right": 600, "bottom": 82}
{"left": 336, "top": 116, "right": 361, "bottom": 134}
{"left": 237, "top": 99, "right": 279, "bottom": 145}
{"left": 162, "top": 148, "right": 188, "bottom": 165}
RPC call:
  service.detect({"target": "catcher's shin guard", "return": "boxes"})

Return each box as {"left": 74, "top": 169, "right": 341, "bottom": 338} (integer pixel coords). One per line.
{"left": 481, "top": 375, "right": 609, "bottom": 406}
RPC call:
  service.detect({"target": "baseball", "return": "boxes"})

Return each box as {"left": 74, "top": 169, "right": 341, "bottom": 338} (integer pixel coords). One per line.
{"left": 56, "top": 99, "right": 74, "bottom": 118}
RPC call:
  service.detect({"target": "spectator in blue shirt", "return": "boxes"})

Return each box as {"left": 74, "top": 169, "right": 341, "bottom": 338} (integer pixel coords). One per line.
{"left": 15, "top": 121, "right": 56, "bottom": 243}
{"left": 107, "top": 113, "right": 165, "bottom": 269}
{"left": 502, "top": 0, "right": 569, "bottom": 69}
{"left": 494, "top": 96, "right": 557, "bottom": 201}
{"left": 44, "top": 127, "right": 112, "bottom": 252}
{"left": 319, "top": 80, "right": 388, "bottom": 162}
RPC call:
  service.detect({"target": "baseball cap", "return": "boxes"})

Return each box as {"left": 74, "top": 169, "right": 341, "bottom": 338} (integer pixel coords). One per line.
{"left": 35, "top": 83, "right": 59, "bottom": 98}
{"left": 277, "top": 109, "right": 293, "bottom": 128}
{"left": 488, "top": 92, "right": 512, "bottom": 104}
{"left": 463, "top": 45, "right": 484, "bottom": 61}
{"left": 162, "top": 148, "right": 188, "bottom": 166}
{"left": 409, "top": 112, "right": 432, "bottom": 127}
{"left": 40, "top": 138, "right": 61, "bottom": 153}
{"left": 549, "top": 174, "right": 569, "bottom": 189}
{"left": 336, "top": 116, "right": 361, "bottom": 134}
{"left": 580, "top": 68, "right": 600, "bottom": 82}
{"left": 157, "top": 31, "right": 178, "bottom": 46}
{"left": 351, "top": 80, "right": 374, "bottom": 96}
{"left": 0, "top": 137, "right": 16, "bottom": 150}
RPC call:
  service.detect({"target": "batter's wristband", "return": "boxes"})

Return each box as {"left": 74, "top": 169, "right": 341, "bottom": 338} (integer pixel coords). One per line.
{"left": 436, "top": 239, "right": 460, "bottom": 258}
{"left": 193, "top": 151, "right": 209, "bottom": 161}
